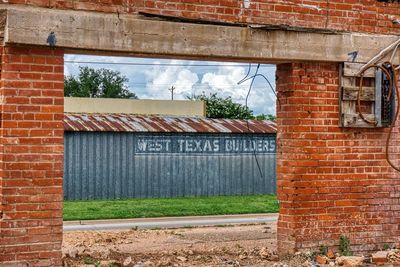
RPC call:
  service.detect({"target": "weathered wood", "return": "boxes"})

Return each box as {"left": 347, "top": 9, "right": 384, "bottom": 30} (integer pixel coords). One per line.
{"left": 341, "top": 100, "right": 355, "bottom": 119}
{"left": 339, "top": 63, "right": 380, "bottom": 128}
{"left": 341, "top": 77, "right": 357, "bottom": 87}
{"left": 343, "top": 63, "right": 376, "bottom": 77}
{"left": 342, "top": 113, "right": 377, "bottom": 128}
{"left": 2, "top": 6, "right": 400, "bottom": 63}
{"left": 342, "top": 86, "right": 375, "bottom": 101}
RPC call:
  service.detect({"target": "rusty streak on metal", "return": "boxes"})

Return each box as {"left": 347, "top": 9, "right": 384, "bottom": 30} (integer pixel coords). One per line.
{"left": 64, "top": 113, "right": 277, "bottom": 134}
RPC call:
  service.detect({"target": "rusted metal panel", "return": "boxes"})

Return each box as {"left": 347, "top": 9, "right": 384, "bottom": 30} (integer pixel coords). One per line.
{"left": 64, "top": 113, "right": 277, "bottom": 134}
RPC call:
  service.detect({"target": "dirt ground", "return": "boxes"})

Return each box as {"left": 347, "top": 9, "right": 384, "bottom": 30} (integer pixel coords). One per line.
{"left": 62, "top": 222, "right": 305, "bottom": 267}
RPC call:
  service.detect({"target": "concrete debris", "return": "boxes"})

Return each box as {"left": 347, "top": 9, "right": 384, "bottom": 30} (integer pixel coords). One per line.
{"left": 176, "top": 256, "right": 187, "bottom": 262}
{"left": 142, "top": 261, "right": 154, "bottom": 267}
{"left": 238, "top": 254, "right": 247, "bottom": 260}
{"left": 259, "top": 247, "right": 272, "bottom": 259}
{"left": 336, "top": 256, "right": 364, "bottom": 267}
{"left": 270, "top": 254, "right": 279, "bottom": 261}
{"left": 315, "top": 254, "right": 327, "bottom": 265}
{"left": 371, "top": 251, "right": 388, "bottom": 265}
{"left": 68, "top": 248, "right": 78, "bottom": 258}
{"left": 326, "top": 249, "right": 335, "bottom": 259}
{"left": 61, "top": 225, "right": 400, "bottom": 267}
{"left": 123, "top": 256, "right": 133, "bottom": 267}
{"left": 388, "top": 249, "right": 400, "bottom": 263}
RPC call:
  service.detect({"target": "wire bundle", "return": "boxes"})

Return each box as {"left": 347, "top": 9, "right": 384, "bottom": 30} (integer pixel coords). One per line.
{"left": 357, "top": 40, "right": 400, "bottom": 172}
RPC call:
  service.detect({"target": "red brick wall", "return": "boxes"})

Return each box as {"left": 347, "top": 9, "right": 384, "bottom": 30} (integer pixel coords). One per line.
{"left": 276, "top": 62, "right": 400, "bottom": 254}
{"left": 0, "top": 46, "right": 64, "bottom": 266}
{"left": 3, "top": 0, "right": 400, "bottom": 34}
{"left": 1, "top": 0, "right": 400, "bottom": 262}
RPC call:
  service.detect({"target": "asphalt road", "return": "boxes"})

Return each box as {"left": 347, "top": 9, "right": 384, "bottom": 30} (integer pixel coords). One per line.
{"left": 63, "top": 213, "right": 279, "bottom": 231}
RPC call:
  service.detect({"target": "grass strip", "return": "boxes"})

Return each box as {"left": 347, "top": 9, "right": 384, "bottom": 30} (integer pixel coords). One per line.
{"left": 63, "top": 194, "right": 279, "bottom": 221}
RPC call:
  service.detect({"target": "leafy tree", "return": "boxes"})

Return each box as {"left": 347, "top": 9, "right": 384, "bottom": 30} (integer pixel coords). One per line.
{"left": 188, "top": 93, "right": 275, "bottom": 121}
{"left": 64, "top": 66, "right": 138, "bottom": 99}
{"left": 252, "top": 114, "right": 276, "bottom": 122}
{"left": 187, "top": 93, "right": 252, "bottom": 119}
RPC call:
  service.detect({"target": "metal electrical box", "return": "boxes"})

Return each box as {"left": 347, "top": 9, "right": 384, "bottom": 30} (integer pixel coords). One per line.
{"left": 339, "top": 62, "right": 395, "bottom": 128}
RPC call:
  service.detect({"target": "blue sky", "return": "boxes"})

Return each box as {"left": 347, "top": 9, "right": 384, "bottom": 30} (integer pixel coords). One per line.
{"left": 64, "top": 55, "right": 277, "bottom": 115}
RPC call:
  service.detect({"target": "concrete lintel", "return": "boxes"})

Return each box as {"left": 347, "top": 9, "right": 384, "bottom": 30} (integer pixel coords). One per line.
{"left": 3, "top": 6, "right": 400, "bottom": 64}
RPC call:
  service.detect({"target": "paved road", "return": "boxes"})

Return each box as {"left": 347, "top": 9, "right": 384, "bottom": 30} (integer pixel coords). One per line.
{"left": 63, "top": 213, "right": 279, "bottom": 231}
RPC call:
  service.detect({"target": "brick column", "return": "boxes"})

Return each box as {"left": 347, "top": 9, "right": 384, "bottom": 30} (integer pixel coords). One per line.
{"left": 0, "top": 47, "right": 64, "bottom": 266}
{"left": 276, "top": 63, "right": 400, "bottom": 254}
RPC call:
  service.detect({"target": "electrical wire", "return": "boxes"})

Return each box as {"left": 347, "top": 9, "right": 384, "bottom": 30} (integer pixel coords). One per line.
{"left": 390, "top": 42, "right": 400, "bottom": 63}
{"left": 65, "top": 60, "right": 276, "bottom": 68}
{"left": 357, "top": 65, "right": 392, "bottom": 125}
{"left": 236, "top": 63, "right": 278, "bottom": 179}
{"left": 356, "top": 38, "right": 400, "bottom": 172}
{"left": 237, "top": 67, "right": 277, "bottom": 98}
{"left": 357, "top": 61, "right": 400, "bottom": 172}
{"left": 383, "top": 62, "right": 400, "bottom": 172}
{"left": 124, "top": 83, "right": 272, "bottom": 89}
{"left": 238, "top": 64, "right": 264, "bottom": 179}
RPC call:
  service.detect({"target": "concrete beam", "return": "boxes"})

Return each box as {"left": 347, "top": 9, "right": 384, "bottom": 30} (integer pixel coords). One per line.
{"left": 3, "top": 6, "right": 400, "bottom": 64}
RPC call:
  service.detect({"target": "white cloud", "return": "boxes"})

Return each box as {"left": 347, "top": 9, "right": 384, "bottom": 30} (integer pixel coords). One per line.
{"left": 143, "top": 61, "right": 199, "bottom": 100}
{"left": 64, "top": 55, "right": 276, "bottom": 115}
{"left": 198, "top": 64, "right": 276, "bottom": 115}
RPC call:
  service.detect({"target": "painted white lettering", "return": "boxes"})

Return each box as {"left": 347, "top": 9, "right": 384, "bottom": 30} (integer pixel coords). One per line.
{"left": 177, "top": 140, "right": 185, "bottom": 152}
{"left": 263, "top": 140, "right": 269, "bottom": 152}
{"left": 194, "top": 140, "right": 202, "bottom": 152}
{"left": 185, "top": 140, "right": 193, "bottom": 152}
{"left": 213, "top": 140, "right": 220, "bottom": 152}
{"left": 137, "top": 140, "right": 147, "bottom": 152}
{"left": 257, "top": 140, "right": 263, "bottom": 151}
{"left": 203, "top": 140, "right": 212, "bottom": 152}
{"left": 165, "top": 140, "right": 171, "bottom": 152}
{"left": 269, "top": 139, "right": 276, "bottom": 152}
{"left": 225, "top": 140, "right": 233, "bottom": 152}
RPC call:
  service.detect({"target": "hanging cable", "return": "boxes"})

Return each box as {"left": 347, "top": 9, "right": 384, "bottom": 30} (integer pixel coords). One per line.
{"left": 357, "top": 61, "right": 400, "bottom": 172}
{"left": 238, "top": 63, "right": 264, "bottom": 179}
{"left": 236, "top": 64, "right": 278, "bottom": 179}
{"left": 65, "top": 60, "right": 276, "bottom": 68}
{"left": 383, "top": 62, "right": 400, "bottom": 172}
{"left": 357, "top": 65, "right": 392, "bottom": 125}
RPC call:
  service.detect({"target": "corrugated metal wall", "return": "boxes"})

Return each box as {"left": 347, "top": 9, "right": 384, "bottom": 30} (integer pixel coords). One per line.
{"left": 64, "top": 132, "right": 276, "bottom": 200}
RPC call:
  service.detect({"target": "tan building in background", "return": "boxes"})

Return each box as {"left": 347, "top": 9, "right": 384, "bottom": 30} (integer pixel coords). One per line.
{"left": 64, "top": 97, "right": 206, "bottom": 117}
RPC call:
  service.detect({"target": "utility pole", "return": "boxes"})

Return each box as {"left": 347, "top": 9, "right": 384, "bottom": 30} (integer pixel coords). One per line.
{"left": 169, "top": 86, "right": 175, "bottom": 100}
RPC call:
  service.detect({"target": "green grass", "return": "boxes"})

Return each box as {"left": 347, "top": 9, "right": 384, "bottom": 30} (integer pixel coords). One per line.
{"left": 63, "top": 194, "right": 279, "bottom": 221}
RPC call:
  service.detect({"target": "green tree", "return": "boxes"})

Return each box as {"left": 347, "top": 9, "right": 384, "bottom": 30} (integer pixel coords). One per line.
{"left": 187, "top": 93, "right": 253, "bottom": 119}
{"left": 64, "top": 66, "right": 138, "bottom": 99}
{"left": 188, "top": 93, "right": 275, "bottom": 121}
{"left": 252, "top": 114, "right": 276, "bottom": 121}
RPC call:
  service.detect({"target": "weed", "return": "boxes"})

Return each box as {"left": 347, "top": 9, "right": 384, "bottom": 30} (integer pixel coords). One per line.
{"left": 319, "top": 245, "right": 328, "bottom": 255}
{"left": 215, "top": 224, "right": 231, "bottom": 228}
{"left": 383, "top": 244, "right": 391, "bottom": 251}
{"left": 83, "top": 256, "right": 95, "bottom": 264}
{"left": 339, "top": 235, "right": 352, "bottom": 256}
{"left": 235, "top": 243, "right": 243, "bottom": 249}
{"left": 305, "top": 250, "right": 317, "bottom": 260}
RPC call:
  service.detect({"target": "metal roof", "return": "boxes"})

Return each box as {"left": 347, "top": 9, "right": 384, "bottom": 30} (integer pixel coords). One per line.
{"left": 64, "top": 113, "right": 277, "bottom": 134}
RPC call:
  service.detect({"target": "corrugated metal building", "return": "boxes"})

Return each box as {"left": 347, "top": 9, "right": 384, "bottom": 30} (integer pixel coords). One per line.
{"left": 63, "top": 113, "right": 277, "bottom": 200}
